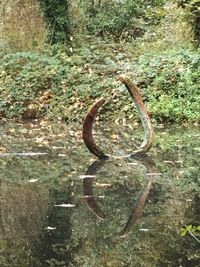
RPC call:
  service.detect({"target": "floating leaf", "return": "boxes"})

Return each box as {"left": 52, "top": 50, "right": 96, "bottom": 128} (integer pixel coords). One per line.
{"left": 45, "top": 226, "right": 56, "bottom": 230}
{"left": 79, "top": 175, "right": 96, "bottom": 179}
{"left": 29, "top": 179, "right": 39, "bottom": 183}
{"left": 54, "top": 203, "right": 76, "bottom": 208}
{"left": 95, "top": 182, "right": 112, "bottom": 188}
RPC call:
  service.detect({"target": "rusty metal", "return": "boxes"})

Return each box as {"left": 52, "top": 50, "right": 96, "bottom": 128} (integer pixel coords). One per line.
{"left": 118, "top": 75, "right": 154, "bottom": 155}
{"left": 82, "top": 75, "right": 154, "bottom": 158}
{"left": 82, "top": 98, "right": 109, "bottom": 159}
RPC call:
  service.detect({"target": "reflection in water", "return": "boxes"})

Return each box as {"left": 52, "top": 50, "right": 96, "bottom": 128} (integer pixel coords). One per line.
{"left": 83, "top": 155, "right": 156, "bottom": 237}
{"left": 119, "top": 156, "right": 155, "bottom": 237}
{"left": 83, "top": 160, "right": 107, "bottom": 220}
{"left": 0, "top": 122, "right": 199, "bottom": 266}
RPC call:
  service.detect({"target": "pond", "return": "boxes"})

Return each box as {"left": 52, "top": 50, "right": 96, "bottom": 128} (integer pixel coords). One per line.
{"left": 0, "top": 121, "right": 199, "bottom": 267}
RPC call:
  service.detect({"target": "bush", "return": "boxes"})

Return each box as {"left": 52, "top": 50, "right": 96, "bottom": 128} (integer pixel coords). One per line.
{"left": 38, "top": 0, "right": 71, "bottom": 44}
{"left": 137, "top": 49, "right": 200, "bottom": 122}
{"left": 178, "top": 0, "right": 200, "bottom": 45}
{"left": 0, "top": 44, "right": 199, "bottom": 123}
{"left": 0, "top": 43, "right": 134, "bottom": 121}
{"left": 74, "top": 0, "right": 165, "bottom": 41}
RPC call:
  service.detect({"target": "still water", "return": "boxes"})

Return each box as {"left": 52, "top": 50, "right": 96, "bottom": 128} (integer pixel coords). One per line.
{"left": 0, "top": 121, "right": 199, "bottom": 267}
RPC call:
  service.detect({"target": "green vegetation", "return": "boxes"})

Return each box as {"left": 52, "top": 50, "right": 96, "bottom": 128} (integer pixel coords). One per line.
{"left": 137, "top": 49, "right": 200, "bottom": 122}
{"left": 0, "top": 1, "right": 200, "bottom": 123}
{"left": 38, "top": 0, "right": 71, "bottom": 44}
{"left": 75, "top": 0, "right": 165, "bottom": 41}
{"left": 0, "top": 45, "right": 199, "bottom": 123}
{"left": 180, "top": 224, "right": 200, "bottom": 242}
{"left": 178, "top": 0, "right": 200, "bottom": 44}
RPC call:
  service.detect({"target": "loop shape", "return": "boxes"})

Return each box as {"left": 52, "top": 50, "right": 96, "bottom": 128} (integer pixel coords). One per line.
{"left": 82, "top": 75, "right": 154, "bottom": 159}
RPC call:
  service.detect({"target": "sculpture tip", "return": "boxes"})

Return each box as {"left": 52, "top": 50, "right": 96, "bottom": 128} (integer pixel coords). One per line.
{"left": 117, "top": 74, "right": 126, "bottom": 82}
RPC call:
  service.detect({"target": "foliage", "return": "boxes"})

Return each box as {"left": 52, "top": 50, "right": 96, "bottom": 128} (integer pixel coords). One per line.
{"left": 75, "top": 0, "right": 165, "bottom": 41}
{"left": 137, "top": 48, "right": 200, "bottom": 122}
{"left": 38, "top": 0, "right": 71, "bottom": 44}
{"left": 180, "top": 224, "right": 200, "bottom": 237}
{"left": 0, "top": 42, "right": 135, "bottom": 122}
{"left": 178, "top": 0, "right": 200, "bottom": 44}
{"left": 0, "top": 43, "right": 200, "bottom": 123}
{"left": 132, "top": 1, "right": 194, "bottom": 56}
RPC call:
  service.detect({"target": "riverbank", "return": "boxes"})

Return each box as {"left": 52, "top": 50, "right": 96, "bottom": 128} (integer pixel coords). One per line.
{"left": 0, "top": 40, "right": 199, "bottom": 124}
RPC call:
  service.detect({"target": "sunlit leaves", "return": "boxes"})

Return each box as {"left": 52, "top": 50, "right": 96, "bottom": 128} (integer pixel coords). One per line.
{"left": 180, "top": 224, "right": 200, "bottom": 243}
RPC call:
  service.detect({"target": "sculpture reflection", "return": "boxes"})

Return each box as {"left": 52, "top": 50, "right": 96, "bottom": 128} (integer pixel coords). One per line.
{"left": 83, "top": 160, "right": 107, "bottom": 220}
{"left": 119, "top": 155, "right": 155, "bottom": 237}
{"left": 83, "top": 155, "right": 156, "bottom": 236}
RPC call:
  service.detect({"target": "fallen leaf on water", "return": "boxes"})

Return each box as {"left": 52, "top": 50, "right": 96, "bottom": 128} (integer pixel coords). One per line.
{"left": 164, "top": 160, "right": 175, "bottom": 166}
{"left": 45, "top": 226, "right": 56, "bottom": 230}
{"left": 8, "top": 128, "right": 15, "bottom": 133}
{"left": 54, "top": 203, "right": 76, "bottom": 208}
{"left": 29, "top": 179, "right": 39, "bottom": 183}
{"left": 35, "top": 137, "right": 49, "bottom": 145}
{"left": 79, "top": 175, "right": 96, "bottom": 179}
{"left": 111, "top": 133, "right": 118, "bottom": 140}
{"left": 96, "top": 182, "right": 112, "bottom": 188}
{"left": 52, "top": 146, "right": 64, "bottom": 150}
{"left": 147, "top": 173, "right": 162, "bottom": 176}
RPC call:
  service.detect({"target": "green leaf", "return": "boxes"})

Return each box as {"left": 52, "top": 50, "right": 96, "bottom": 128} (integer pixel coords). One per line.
{"left": 186, "top": 224, "right": 192, "bottom": 231}
{"left": 180, "top": 228, "right": 187, "bottom": 237}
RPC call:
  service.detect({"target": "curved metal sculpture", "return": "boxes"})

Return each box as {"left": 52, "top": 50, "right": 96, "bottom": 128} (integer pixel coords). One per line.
{"left": 82, "top": 98, "right": 109, "bottom": 159}
{"left": 118, "top": 75, "right": 154, "bottom": 155}
{"left": 82, "top": 75, "right": 154, "bottom": 158}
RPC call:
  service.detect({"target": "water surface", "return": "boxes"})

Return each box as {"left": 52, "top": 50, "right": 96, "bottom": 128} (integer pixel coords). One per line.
{"left": 0, "top": 121, "right": 199, "bottom": 267}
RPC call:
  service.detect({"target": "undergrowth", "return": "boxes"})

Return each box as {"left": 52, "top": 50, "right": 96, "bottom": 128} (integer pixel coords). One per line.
{"left": 0, "top": 42, "right": 199, "bottom": 124}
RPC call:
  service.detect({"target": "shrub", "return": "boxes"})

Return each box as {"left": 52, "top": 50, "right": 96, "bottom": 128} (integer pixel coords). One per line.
{"left": 0, "top": 43, "right": 133, "bottom": 121}
{"left": 177, "top": 0, "right": 200, "bottom": 45}
{"left": 38, "top": 0, "right": 71, "bottom": 44}
{"left": 137, "top": 49, "right": 200, "bottom": 122}
{"left": 0, "top": 44, "right": 199, "bottom": 123}
{"left": 74, "top": 0, "right": 165, "bottom": 41}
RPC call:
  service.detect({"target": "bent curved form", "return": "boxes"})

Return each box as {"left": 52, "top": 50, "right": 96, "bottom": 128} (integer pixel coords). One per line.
{"left": 83, "top": 160, "right": 107, "bottom": 220}
{"left": 119, "top": 155, "right": 155, "bottom": 237}
{"left": 119, "top": 175, "right": 152, "bottom": 237}
{"left": 118, "top": 75, "right": 154, "bottom": 155}
{"left": 82, "top": 98, "right": 109, "bottom": 159}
